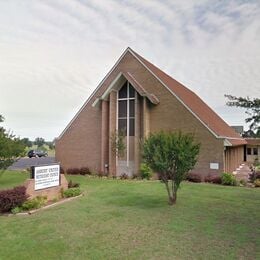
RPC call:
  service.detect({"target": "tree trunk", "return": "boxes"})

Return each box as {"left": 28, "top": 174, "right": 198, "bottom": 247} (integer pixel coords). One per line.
{"left": 164, "top": 181, "right": 172, "bottom": 204}
{"left": 172, "top": 192, "right": 177, "bottom": 204}
{"left": 167, "top": 181, "right": 177, "bottom": 205}
{"left": 164, "top": 179, "right": 178, "bottom": 206}
{"left": 168, "top": 196, "right": 175, "bottom": 205}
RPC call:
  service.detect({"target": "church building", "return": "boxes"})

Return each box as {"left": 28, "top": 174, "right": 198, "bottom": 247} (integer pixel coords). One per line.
{"left": 56, "top": 48, "right": 246, "bottom": 179}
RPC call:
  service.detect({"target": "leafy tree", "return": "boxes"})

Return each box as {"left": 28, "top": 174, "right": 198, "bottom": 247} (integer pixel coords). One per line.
{"left": 34, "top": 137, "right": 45, "bottom": 147}
{"left": 0, "top": 115, "right": 25, "bottom": 177}
{"left": 225, "top": 95, "right": 260, "bottom": 134}
{"left": 47, "top": 141, "right": 54, "bottom": 150}
{"left": 21, "top": 137, "right": 32, "bottom": 147}
{"left": 142, "top": 131, "right": 200, "bottom": 205}
{"left": 110, "top": 130, "right": 126, "bottom": 158}
{"left": 0, "top": 115, "right": 4, "bottom": 123}
{"left": 242, "top": 129, "right": 260, "bottom": 138}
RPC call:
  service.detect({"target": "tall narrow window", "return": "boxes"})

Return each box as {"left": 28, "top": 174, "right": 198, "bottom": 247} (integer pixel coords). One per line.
{"left": 117, "top": 81, "right": 136, "bottom": 165}
{"left": 118, "top": 82, "right": 135, "bottom": 136}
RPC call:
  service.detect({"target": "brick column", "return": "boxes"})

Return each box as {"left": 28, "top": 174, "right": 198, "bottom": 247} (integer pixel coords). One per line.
{"left": 101, "top": 100, "right": 109, "bottom": 174}
{"left": 109, "top": 91, "right": 117, "bottom": 176}
{"left": 143, "top": 97, "right": 150, "bottom": 138}
{"left": 134, "top": 94, "right": 140, "bottom": 175}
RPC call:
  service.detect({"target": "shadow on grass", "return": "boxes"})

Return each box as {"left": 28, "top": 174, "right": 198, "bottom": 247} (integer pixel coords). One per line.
{"left": 106, "top": 192, "right": 167, "bottom": 209}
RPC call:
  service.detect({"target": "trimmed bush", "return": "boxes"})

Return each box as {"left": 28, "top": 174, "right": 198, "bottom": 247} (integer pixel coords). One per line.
{"left": 60, "top": 167, "right": 65, "bottom": 174}
{"left": 0, "top": 186, "right": 28, "bottom": 213}
{"left": 79, "top": 167, "right": 91, "bottom": 175}
{"left": 239, "top": 179, "right": 247, "bottom": 186}
{"left": 131, "top": 174, "right": 138, "bottom": 179}
{"left": 68, "top": 180, "right": 80, "bottom": 188}
{"left": 140, "top": 163, "right": 152, "bottom": 180}
{"left": 63, "top": 188, "right": 81, "bottom": 198}
{"left": 97, "top": 171, "right": 105, "bottom": 178}
{"left": 120, "top": 173, "right": 128, "bottom": 180}
{"left": 11, "top": 207, "right": 22, "bottom": 214}
{"left": 205, "top": 175, "right": 222, "bottom": 184}
{"left": 67, "top": 168, "right": 80, "bottom": 175}
{"left": 221, "top": 173, "right": 237, "bottom": 186}
{"left": 187, "top": 173, "right": 202, "bottom": 183}
{"left": 254, "top": 179, "right": 260, "bottom": 187}
{"left": 21, "top": 196, "right": 47, "bottom": 211}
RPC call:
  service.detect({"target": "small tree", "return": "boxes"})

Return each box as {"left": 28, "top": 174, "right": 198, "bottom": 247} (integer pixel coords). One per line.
{"left": 0, "top": 115, "right": 25, "bottom": 177}
{"left": 143, "top": 131, "right": 200, "bottom": 205}
{"left": 21, "top": 138, "right": 32, "bottom": 147}
{"left": 34, "top": 137, "right": 45, "bottom": 147}
{"left": 47, "top": 141, "right": 54, "bottom": 150}
{"left": 225, "top": 95, "right": 260, "bottom": 134}
{"left": 110, "top": 130, "right": 126, "bottom": 158}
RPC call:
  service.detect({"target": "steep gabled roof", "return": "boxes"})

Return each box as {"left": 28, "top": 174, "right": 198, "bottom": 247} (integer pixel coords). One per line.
{"left": 58, "top": 47, "right": 247, "bottom": 145}
{"left": 130, "top": 49, "right": 246, "bottom": 145}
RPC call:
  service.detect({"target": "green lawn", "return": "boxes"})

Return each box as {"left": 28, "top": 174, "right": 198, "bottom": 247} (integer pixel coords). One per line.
{"left": 0, "top": 171, "right": 259, "bottom": 260}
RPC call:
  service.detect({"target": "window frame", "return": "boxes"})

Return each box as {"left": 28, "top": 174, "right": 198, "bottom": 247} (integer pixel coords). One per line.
{"left": 117, "top": 81, "right": 136, "bottom": 166}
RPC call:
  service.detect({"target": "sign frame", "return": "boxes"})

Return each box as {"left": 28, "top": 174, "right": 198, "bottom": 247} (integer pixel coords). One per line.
{"left": 31, "top": 163, "right": 60, "bottom": 191}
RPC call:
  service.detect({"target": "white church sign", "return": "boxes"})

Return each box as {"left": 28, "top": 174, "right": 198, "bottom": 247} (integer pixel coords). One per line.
{"left": 33, "top": 164, "right": 60, "bottom": 191}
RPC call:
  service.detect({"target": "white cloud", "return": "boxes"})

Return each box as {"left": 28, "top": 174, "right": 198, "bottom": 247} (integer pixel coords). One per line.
{"left": 0, "top": 0, "right": 259, "bottom": 140}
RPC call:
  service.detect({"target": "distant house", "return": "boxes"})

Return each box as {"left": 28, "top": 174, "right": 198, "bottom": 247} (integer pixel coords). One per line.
{"left": 56, "top": 47, "right": 246, "bottom": 179}
{"left": 244, "top": 138, "right": 260, "bottom": 163}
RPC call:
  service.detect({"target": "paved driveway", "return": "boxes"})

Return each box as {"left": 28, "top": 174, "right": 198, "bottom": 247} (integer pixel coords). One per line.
{"left": 8, "top": 157, "right": 56, "bottom": 171}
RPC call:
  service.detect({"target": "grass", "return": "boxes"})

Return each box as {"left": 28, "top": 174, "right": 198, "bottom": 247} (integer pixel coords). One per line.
{"left": 0, "top": 171, "right": 260, "bottom": 259}
{"left": 0, "top": 170, "right": 29, "bottom": 189}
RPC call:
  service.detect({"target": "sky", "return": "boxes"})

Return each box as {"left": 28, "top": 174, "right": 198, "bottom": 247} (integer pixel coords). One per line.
{"left": 0, "top": 0, "right": 259, "bottom": 141}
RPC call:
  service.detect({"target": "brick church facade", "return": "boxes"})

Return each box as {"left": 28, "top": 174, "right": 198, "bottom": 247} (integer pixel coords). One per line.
{"left": 56, "top": 48, "right": 246, "bottom": 179}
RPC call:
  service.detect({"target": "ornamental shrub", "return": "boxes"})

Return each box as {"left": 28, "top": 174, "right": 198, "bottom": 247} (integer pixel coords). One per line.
{"left": 221, "top": 173, "right": 237, "bottom": 186}
{"left": 68, "top": 180, "right": 80, "bottom": 188}
{"left": 120, "top": 173, "right": 128, "bottom": 180}
{"left": 204, "top": 175, "right": 222, "bottom": 184}
{"left": 140, "top": 163, "right": 152, "bottom": 180}
{"left": 97, "top": 171, "right": 106, "bottom": 178}
{"left": 63, "top": 188, "right": 81, "bottom": 198}
{"left": 67, "top": 168, "right": 80, "bottom": 175}
{"left": 187, "top": 173, "right": 202, "bottom": 183}
{"left": 21, "top": 196, "right": 47, "bottom": 211}
{"left": 11, "top": 206, "right": 21, "bottom": 214}
{"left": 79, "top": 167, "right": 91, "bottom": 175}
{"left": 254, "top": 179, "right": 260, "bottom": 187}
{"left": 0, "top": 186, "right": 28, "bottom": 213}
